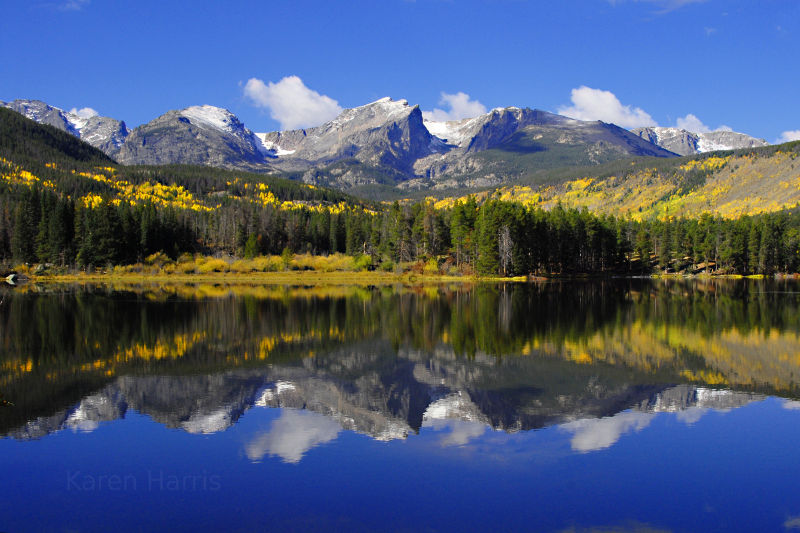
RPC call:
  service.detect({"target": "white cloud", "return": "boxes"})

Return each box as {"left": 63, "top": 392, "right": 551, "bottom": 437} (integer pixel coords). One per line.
{"left": 560, "top": 411, "right": 653, "bottom": 452}
{"left": 558, "top": 86, "right": 656, "bottom": 128}
{"left": 676, "top": 113, "right": 711, "bottom": 133}
{"left": 675, "top": 114, "right": 737, "bottom": 134}
{"left": 69, "top": 107, "right": 98, "bottom": 119}
{"left": 60, "top": 0, "right": 90, "bottom": 10}
{"left": 659, "top": 0, "right": 706, "bottom": 10}
{"left": 778, "top": 130, "right": 800, "bottom": 143}
{"left": 658, "top": 0, "right": 706, "bottom": 9}
{"left": 608, "top": 0, "right": 707, "bottom": 12}
{"left": 243, "top": 75, "right": 342, "bottom": 130}
{"left": 244, "top": 409, "right": 341, "bottom": 464}
{"left": 422, "top": 91, "right": 487, "bottom": 122}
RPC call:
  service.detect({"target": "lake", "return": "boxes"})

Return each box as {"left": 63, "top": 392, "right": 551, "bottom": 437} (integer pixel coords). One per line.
{"left": 2, "top": 279, "right": 800, "bottom": 532}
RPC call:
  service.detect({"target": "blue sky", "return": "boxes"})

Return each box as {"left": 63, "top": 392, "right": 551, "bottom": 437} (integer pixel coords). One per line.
{"left": 1, "top": 0, "right": 798, "bottom": 141}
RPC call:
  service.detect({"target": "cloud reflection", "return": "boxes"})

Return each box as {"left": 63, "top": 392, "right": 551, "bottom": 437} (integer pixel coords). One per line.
{"left": 674, "top": 407, "right": 707, "bottom": 425}
{"left": 423, "top": 419, "right": 487, "bottom": 447}
{"left": 245, "top": 409, "right": 341, "bottom": 463}
{"left": 785, "top": 515, "right": 800, "bottom": 530}
{"left": 561, "top": 411, "right": 653, "bottom": 452}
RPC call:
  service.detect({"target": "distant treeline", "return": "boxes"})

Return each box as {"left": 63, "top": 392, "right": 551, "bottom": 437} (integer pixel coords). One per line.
{"left": 1, "top": 185, "right": 799, "bottom": 276}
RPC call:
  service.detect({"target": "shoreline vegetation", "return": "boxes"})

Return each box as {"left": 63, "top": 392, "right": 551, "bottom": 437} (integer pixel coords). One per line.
{"left": 5, "top": 252, "right": 796, "bottom": 286}
{"left": 5, "top": 252, "right": 529, "bottom": 285}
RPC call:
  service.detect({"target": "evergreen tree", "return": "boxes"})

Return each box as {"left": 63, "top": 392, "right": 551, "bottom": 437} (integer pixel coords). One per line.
{"left": 11, "top": 188, "right": 40, "bottom": 264}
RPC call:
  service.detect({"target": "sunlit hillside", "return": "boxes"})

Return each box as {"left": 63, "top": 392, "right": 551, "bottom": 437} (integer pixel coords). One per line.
{"left": 434, "top": 144, "right": 800, "bottom": 221}
{"left": 0, "top": 158, "right": 359, "bottom": 216}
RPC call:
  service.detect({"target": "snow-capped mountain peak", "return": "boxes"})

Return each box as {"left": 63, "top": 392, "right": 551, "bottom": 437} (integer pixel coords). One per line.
{"left": 326, "top": 96, "right": 414, "bottom": 130}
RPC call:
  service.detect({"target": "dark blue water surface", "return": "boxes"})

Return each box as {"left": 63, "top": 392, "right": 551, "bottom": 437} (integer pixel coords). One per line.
{"left": 2, "top": 280, "right": 800, "bottom": 532}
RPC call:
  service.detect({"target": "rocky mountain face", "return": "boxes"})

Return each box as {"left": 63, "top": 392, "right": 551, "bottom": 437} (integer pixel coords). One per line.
{"left": 632, "top": 126, "right": 768, "bottom": 156}
{"left": 115, "top": 105, "right": 272, "bottom": 171}
{"left": 79, "top": 114, "right": 130, "bottom": 156}
{"left": 410, "top": 107, "right": 676, "bottom": 191}
{"left": 260, "top": 101, "right": 677, "bottom": 193}
{"left": 425, "top": 107, "right": 647, "bottom": 154}
{"left": 261, "top": 97, "right": 443, "bottom": 172}
{"left": 1, "top": 99, "right": 129, "bottom": 156}
{"left": 7, "top": 96, "right": 775, "bottom": 197}
{"left": 3, "top": 97, "right": 679, "bottom": 195}
{"left": 258, "top": 97, "right": 449, "bottom": 190}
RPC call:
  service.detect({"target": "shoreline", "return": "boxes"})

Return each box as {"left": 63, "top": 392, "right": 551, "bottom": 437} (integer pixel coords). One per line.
{"left": 19, "top": 271, "right": 530, "bottom": 286}
{"left": 6, "top": 267, "right": 797, "bottom": 287}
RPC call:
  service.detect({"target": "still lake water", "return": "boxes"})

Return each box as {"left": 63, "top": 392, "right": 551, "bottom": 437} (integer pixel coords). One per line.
{"left": 2, "top": 279, "right": 800, "bottom": 532}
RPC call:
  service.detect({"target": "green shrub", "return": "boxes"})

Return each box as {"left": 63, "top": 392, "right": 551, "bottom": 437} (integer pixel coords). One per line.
{"left": 354, "top": 254, "right": 372, "bottom": 271}
{"left": 281, "top": 248, "right": 292, "bottom": 270}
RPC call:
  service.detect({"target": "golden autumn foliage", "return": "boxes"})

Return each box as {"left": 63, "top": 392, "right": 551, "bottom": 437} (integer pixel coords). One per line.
{"left": 427, "top": 151, "right": 800, "bottom": 221}
{"left": 1, "top": 157, "right": 369, "bottom": 217}
{"left": 0, "top": 157, "right": 57, "bottom": 190}
{"left": 106, "top": 252, "right": 374, "bottom": 276}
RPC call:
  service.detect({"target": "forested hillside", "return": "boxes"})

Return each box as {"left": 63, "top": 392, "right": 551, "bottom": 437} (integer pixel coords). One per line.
{"left": 1, "top": 108, "right": 799, "bottom": 277}
{"left": 465, "top": 143, "right": 800, "bottom": 220}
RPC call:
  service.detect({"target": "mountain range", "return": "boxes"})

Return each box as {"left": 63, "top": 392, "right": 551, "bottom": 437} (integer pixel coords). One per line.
{"left": 1, "top": 98, "right": 771, "bottom": 197}
{"left": 632, "top": 126, "right": 768, "bottom": 156}
{"left": 1, "top": 99, "right": 129, "bottom": 156}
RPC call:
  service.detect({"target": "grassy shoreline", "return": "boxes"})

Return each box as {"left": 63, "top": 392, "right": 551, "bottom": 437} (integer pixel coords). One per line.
{"left": 7, "top": 250, "right": 796, "bottom": 286}
{"left": 23, "top": 270, "right": 529, "bottom": 286}
{"left": 5, "top": 253, "right": 531, "bottom": 285}
{"left": 18, "top": 270, "right": 796, "bottom": 286}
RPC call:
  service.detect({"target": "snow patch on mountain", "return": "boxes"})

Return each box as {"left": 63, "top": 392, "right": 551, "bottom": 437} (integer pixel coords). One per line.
{"left": 697, "top": 136, "right": 730, "bottom": 153}
{"left": 424, "top": 116, "right": 484, "bottom": 147}
{"left": 255, "top": 381, "right": 297, "bottom": 405}
{"left": 326, "top": 97, "right": 412, "bottom": 130}
{"left": 255, "top": 133, "right": 295, "bottom": 156}
{"left": 180, "top": 105, "right": 240, "bottom": 134}
{"left": 181, "top": 407, "right": 233, "bottom": 434}
{"left": 372, "top": 420, "right": 411, "bottom": 441}
{"left": 632, "top": 126, "right": 768, "bottom": 156}
{"left": 10, "top": 101, "right": 54, "bottom": 123}
{"left": 423, "top": 391, "right": 486, "bottom": 423}
{"left": 65, "top": 113, "right": 90, "bottom": 133}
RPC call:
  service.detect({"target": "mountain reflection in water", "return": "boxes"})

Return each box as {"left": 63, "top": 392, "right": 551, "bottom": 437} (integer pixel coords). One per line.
{"left": 1, "top": 279, "right": 799, "bottom": 464}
